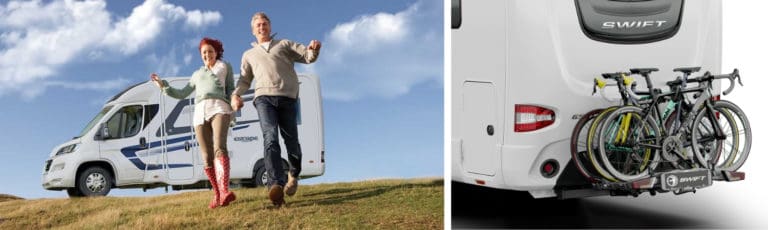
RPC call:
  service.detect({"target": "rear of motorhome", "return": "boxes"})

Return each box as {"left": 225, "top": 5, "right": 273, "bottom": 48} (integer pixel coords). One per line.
{"left": 451, "top": 0, "right": 727, "bottom": 198}
{"left": 42, "top": 75, "right": 325, "bottom": 197}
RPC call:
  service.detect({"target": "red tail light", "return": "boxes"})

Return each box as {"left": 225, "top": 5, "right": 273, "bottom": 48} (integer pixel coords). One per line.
{"left": 515, "top": 105, "right": 555, "bottom": 132}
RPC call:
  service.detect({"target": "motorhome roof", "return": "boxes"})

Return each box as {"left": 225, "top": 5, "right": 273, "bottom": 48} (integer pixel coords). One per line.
{"left": 105, "top": 74, "right": 317, "bottom": 106}
{"left": 106, "top": 77, "right": 188, "bottom": 105}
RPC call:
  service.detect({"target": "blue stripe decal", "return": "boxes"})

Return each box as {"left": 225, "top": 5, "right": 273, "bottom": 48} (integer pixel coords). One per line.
{"left": 121, "top": 136, "right": 193, "bottom": 158}
{"left": 166, "top": 144, "right": 187, "bottom": 153}
{"left": 121, "top": 136, "right": 194, "bottom": 170}
{"left": 119, "top": 116, "right": 262, "bottom": 171}
{"left": 235, "top": 119, "right": 259, "bottom": 126}
{"left": 139, "top": 161, "right": 193, "bottom": 170}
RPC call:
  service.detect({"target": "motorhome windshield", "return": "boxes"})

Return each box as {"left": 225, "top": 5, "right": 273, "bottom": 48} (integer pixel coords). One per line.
{"left": 76, "top": 106, "right": 113, "bottom": 139}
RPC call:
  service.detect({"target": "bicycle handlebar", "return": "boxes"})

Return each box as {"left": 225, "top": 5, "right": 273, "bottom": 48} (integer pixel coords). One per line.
{"left": 593, "top": 73, "right": 644, "bottom": 103}
{"left": 718, "top": 68, "right": 742, "bottom": 95}
{"left": 688, "top": 68, "right": 741, "bottom": 95}
{"left": 591, "top": 68, "right": 742, "bottom": 109}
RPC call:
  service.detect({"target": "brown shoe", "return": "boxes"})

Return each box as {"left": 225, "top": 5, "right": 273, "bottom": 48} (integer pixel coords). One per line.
{"left": 285, "top": 174, "right": 299, "bottom": 196}
{"left": 268, "top": 185, "right": 285, "bottom": 207}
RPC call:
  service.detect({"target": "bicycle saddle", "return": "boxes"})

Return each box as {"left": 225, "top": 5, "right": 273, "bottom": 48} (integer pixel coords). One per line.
{"left": 629, "top": 68, "right": 659, "bottom": 75}
{"left": 601, "top": 72, "right": 626, "bottom": 79}
{"left": 672, "top": 67, "right": 701, "bottom": 74}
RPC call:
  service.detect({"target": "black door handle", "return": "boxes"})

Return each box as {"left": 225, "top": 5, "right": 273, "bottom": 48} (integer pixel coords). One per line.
{"left": 139, "top": 137, "right": 147, "bottom": 149}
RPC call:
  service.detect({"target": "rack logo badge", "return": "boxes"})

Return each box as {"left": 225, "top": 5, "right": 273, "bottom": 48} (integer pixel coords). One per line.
{"left": 602, "top": 20, "right": 667, "bottom": 29}
{"left": 665, "top": 175, "right": 679, "bottom": 187}
{"left": 680, "top": 175, "right": 707, "bottom": 183}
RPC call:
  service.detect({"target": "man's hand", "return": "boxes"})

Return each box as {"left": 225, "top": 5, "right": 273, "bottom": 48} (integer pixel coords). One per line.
{"left": 231, "top": 95, "right": 244, "bottom": 111}
{"left": 308, "top": 40, "right": 321, "bottom": 51}
{"left": 150, "top": 73, "right": 163, "bottom": 88}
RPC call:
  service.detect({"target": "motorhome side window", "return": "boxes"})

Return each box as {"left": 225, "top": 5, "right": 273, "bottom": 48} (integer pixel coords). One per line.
{"left": 103, "top": 105, "right": 143, "bottom": 140}
{"left": 451, "top": 0, "right": 461, "bottom": 29}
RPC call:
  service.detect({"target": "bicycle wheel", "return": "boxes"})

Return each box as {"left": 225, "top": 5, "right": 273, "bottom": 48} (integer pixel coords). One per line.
{"left": 586, "top": 107, "right": 620, "bottom": 182}
{"left": 692, "top": 100, "right": 751, "bottom": 171}
{"left": 597, "top": 106, "right": 661, "bottom": 182}
{"left": 570, "top": 109, "right": 604, "bottom": 182}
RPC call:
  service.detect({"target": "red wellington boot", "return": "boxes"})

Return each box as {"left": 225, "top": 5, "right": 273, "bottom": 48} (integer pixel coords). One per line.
{"left": 204, "top": 167, "right": 220, "bottom": 209}
{"left": 215, "top": 155, "right": 236, "bottom": 206}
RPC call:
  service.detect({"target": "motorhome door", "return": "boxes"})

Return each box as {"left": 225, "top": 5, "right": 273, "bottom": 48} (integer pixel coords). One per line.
{"left": 98, "top": 103, "right": 149, "bottom": 182}
{"left": 159, "top": 79, "right": 197, "bottom": 181}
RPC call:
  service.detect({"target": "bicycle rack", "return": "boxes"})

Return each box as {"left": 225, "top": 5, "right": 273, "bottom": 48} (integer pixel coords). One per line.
{"left": 587, "top": 169, "right": 745, "bottom": 198}
{"left": 713, "top": 170, "right": 745, "bottom": 182}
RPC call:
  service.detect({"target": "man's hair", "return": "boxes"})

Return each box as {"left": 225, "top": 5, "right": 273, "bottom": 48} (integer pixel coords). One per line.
{"left": 251, "top": 12, "right": 271, "bottom": 26}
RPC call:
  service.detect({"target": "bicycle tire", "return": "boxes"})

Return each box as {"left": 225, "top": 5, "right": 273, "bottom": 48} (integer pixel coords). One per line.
{"left": 586, "top": 107, "right": 620, "bottom": 182}
{"left": 690, "top": 102, "right": 733, "bottom": 168}
{"left": 597, "top": 106, "right": 661, "bottom": 182}
{"left": 692, "top": 100, "right": 751, "bottom": 171}
{"left": 570, "top": 109, "right": 604, "bottom": 182}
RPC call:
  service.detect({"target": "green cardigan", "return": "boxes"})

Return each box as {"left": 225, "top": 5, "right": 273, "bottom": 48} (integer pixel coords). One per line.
{"left": 161, "top": 61, "right": 235, "bottom": 104}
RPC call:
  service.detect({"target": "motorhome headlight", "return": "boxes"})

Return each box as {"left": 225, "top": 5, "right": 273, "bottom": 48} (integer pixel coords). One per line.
{"left": 56, "top": 143, "right": 79, "bottom": 156}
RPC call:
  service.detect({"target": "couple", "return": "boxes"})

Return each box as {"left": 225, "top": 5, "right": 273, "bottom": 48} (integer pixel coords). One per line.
{"left": 150, "top": 12, "right": 321, "bottom": 208}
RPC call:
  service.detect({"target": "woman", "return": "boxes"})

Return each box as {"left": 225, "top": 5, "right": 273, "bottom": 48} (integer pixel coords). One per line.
{"left": 150, "top": 37, "right": 236, "bottom": 209}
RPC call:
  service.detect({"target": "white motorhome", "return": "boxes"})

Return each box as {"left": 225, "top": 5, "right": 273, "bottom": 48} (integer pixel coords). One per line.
{"left": 42, "top": 75, "right": 325, "bottom": 197}
{"left": 452, "top": 0, "right": 727, "bottom": 198}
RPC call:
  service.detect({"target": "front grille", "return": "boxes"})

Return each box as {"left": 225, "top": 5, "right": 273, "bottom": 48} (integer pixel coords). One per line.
{"left": 45, "top": 159, "right": 52, "bottom": 172}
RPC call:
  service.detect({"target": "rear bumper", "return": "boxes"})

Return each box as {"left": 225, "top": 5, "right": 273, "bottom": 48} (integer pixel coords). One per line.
{"left": 452, "top": 138, "right": 568, "bottom": 198}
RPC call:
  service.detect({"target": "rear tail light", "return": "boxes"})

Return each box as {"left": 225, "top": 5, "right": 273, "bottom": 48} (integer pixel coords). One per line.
{"left": 515, "top": 105, "right": 555, "bottom": 132}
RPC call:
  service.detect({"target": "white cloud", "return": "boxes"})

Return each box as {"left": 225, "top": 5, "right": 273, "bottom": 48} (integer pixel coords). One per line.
{"left": 327, "top": 12, "right": 407, "bottom": 52}
{"left": 184, "top": 10, "right": 222, "bottom": 30}
{"left": 302, "top": 0, "right": 443, "bottom": 101}
{"left": 183, "top": 53, "right": 193, "bottom": 65}
{"left": 44, "top": 78, "right": 131, "bottom": 91}
{"left": 0, "top": 0, "right": 221, "bottom": 98}
{"left": 21, "top": 78, "right": 131, "bottom": 100}
{"left": 102, "top": 0, "right": 221, "bottom": 55}
{"left": 147, "top": 47, "right": 182, "bottom": 77}
{"left": 0, "top": 0, "right": 110, "bottom": 97}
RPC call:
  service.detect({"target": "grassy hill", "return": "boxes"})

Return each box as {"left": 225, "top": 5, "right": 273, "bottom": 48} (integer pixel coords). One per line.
{"left": 0, "top": 194, "right": 23, "bottom": 203}
{"left": 0, "top": 178, "right": 442, "bottom": 229}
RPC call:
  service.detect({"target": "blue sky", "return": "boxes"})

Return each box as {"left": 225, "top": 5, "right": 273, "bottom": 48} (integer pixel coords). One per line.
{"left": 0, "top": 0, "right": 443, "bottom": 198}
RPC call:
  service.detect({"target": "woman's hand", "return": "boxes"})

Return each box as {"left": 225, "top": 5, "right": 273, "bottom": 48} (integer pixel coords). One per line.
{"left": 150, "top": 73, "right": 163, "bottom": 88}
{"left": 231, "top": 95, "right": 244, "bottom": 111}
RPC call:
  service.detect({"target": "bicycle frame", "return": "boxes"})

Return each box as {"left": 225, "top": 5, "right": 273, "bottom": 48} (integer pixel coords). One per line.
{"left": 628, "top": 77, "right": 726, "bottom": 169}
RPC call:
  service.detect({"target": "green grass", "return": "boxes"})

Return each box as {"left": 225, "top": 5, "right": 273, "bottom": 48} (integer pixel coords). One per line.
{"left": 0, "top": 178, "right": 443, "bottom": 229}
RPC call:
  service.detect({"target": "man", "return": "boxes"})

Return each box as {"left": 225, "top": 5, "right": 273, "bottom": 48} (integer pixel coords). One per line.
{"left": 231, "top": 12, "right": 321, "bottom": 206}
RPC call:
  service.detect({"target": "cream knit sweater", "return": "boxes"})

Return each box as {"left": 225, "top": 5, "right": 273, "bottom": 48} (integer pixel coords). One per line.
{"left": 233, "top": 39, "right": 319, "bottom": 99}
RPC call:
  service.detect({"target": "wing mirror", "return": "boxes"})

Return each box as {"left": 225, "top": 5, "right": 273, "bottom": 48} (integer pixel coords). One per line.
{"left": 94, "top": 123, "right": 112, "bottom": 140}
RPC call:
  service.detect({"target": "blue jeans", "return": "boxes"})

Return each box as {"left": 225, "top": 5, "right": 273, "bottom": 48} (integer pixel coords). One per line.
{"left": 254, "top": 96, "right": 302, "bottom": 186}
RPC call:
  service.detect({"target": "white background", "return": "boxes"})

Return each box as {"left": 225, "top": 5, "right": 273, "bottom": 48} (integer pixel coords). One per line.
{"left": 446, "top": 1, "right": 768, "bottom": 228}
